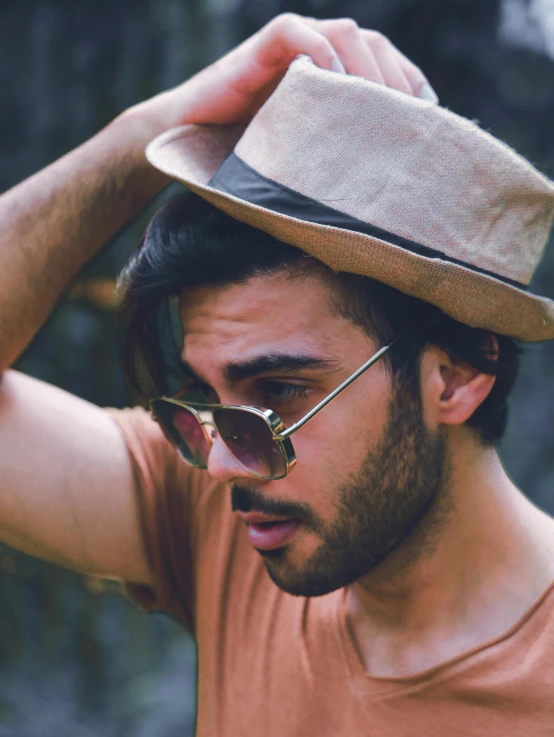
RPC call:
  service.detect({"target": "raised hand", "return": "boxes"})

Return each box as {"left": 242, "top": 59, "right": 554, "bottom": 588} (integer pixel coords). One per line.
{"left": 136, "top": 14, "right": 437, "bottom": 134}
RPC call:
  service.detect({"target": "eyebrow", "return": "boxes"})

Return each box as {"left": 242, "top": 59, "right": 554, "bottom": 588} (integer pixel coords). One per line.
{"left": 224, "top": 354, "right": 341, "bottom": 383}
{"left": 180, "top": 353, "right": 340, "bottom": 385}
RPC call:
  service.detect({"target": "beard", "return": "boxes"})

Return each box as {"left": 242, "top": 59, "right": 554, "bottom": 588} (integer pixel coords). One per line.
{"left": 232, "top": 373, "right": 450, "bottom": 597}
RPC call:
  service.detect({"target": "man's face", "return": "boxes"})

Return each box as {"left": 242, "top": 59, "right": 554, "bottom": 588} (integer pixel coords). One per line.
{"left": 179, "top": 269, "right": 448, "bottom": 596}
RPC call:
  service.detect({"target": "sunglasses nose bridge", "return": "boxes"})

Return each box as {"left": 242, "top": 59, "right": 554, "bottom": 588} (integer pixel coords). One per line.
{"left": 200, "top": 420, "right": 217, "bottom": 442}
{"left": 195, "top": 408, "right": 215, "bottom": 431}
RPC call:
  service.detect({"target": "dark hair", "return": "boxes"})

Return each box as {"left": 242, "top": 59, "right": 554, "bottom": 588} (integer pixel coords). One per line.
{"left": 119, "top": 193, "right": 521, "bottom": 445}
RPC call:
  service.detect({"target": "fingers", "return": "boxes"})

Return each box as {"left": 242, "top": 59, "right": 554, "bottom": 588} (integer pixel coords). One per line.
{"left": 258, "top": 14, "right": 344, "bottom": 74}
{"left": 162, "top": 13, "right": 436, "bottom": 130}
{"left": 312, "top": 18, "right": 386, "bottom": 84}
{"left": 362, "top": 30, "right": 414, "bottom": 95}
{"left": 306, "top": 17, "right": 438, "bottom": 102}
{"left": 362, "top": 30, "right": 438, "bottom": 102}
{"left": 254, "top": 14, "right": 438, "bottom": 103}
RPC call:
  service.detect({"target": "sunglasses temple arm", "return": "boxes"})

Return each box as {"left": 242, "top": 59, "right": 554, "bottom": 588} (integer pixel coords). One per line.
{"left": 276, "top": 338, "right": 400, "bottom": 441}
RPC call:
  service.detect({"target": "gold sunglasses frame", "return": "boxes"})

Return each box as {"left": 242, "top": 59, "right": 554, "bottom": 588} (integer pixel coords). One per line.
{"left": 150, "top": 337, "right": 399, "bottom": 481}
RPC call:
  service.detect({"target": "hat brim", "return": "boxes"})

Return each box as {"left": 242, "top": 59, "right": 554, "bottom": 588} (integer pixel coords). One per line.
{"left": 147, "top": 125, "right": 554, "bottom": 343}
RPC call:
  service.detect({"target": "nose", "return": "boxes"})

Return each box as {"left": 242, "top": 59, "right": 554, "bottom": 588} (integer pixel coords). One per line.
{"left": 206, "top": 430, "right": 253, "bottom": 484}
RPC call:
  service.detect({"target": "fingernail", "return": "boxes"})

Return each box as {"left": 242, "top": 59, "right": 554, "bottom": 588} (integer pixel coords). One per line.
{"left": 331, "top": 57, "right": 346, "bottom": 74}
{"left": 418, "top": 83, "right": 439, "bottom": 104}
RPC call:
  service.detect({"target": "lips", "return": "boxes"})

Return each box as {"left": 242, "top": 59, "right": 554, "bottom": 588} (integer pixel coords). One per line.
{"left": 238, "top": 512, "right": 288, "bottom": 524}
{"left": 238, "top": 512, "right": 301, "bottom": 551}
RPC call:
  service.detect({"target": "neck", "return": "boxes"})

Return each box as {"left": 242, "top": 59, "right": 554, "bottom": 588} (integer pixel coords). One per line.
{"left": 346, "top": 428, "right": 554, "bottom": 677}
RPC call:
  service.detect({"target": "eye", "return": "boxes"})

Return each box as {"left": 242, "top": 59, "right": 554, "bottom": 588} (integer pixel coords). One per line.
{"left": 259, "top": 381, "right": 310, "bottom": 405}
{"left": 180, "top": 379, "right": 218, "bottom": 404}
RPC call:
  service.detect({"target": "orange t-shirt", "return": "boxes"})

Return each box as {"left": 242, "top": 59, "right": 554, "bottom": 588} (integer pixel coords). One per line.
{"left": 109, "top": 407, "right": 554, "bottom": 737}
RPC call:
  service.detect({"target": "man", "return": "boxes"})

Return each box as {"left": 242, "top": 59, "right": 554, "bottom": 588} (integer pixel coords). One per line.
{"left": 1, "top": 13, "right": 553, "bottom": 737}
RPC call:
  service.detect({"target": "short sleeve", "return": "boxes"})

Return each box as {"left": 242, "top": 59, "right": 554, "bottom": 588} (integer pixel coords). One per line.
{"left": 107, "top": 406, "right": 222, "bottom": 630}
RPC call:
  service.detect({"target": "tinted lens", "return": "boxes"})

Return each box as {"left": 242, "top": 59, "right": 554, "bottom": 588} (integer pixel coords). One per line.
{"left": 152, "top": 400, "right": 211, "bottom": 468}
{"left": 213, "top": 407, "right": 286, "bottom": 479}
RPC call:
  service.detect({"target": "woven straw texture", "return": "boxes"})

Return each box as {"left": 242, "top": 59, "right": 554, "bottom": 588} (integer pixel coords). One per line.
{"left": 146, "top": 57, "right": 554, "bottom": 342}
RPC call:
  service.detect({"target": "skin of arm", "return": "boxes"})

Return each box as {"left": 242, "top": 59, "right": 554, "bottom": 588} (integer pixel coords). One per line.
{"left": 0, "top": 14, "right": 432, "bottom": 582}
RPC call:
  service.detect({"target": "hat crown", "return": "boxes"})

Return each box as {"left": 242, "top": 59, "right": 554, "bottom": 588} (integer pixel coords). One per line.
{"left": 145, "top": 56, "right": 554, "bottom": 341}
{"left": 234, "top": 56, "right": 554, "bottom": 286}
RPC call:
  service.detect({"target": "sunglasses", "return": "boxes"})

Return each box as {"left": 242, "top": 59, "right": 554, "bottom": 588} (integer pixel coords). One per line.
{"left": 150, "top": 337, "right": 399, "bottom": 481}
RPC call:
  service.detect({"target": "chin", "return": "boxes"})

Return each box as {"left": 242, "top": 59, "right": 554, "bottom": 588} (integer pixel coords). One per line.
{"left": 261, "top": 552, "right": 363, "bottom": 598}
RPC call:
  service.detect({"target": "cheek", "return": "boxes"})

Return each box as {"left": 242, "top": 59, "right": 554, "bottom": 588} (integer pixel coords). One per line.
{"left": 282, "top": 383, "right": 391, "bottom": 512}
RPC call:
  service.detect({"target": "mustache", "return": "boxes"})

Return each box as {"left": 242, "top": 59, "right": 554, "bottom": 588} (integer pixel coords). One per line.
{"left": 231, "top": 485, "right": 315, "bottom": 526}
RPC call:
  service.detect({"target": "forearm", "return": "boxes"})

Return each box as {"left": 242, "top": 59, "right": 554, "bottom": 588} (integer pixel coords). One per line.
{"left": 0, "top": 107, "right": 170, "bottom": 371}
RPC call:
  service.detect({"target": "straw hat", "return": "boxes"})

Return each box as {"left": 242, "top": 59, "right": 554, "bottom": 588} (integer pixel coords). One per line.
{"left": 146, "top": 56, "right": 554, "bottom": 342}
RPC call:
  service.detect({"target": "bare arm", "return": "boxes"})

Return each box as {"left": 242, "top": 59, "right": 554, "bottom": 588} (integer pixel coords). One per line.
{"left": 0, "top": 371, "right": 147, "bottom": 580}
{"left": 0, "top": 15, "right": 434, "bottom": 581}
{"left": 0, "top": 111, "right": 168, "bottom": 371}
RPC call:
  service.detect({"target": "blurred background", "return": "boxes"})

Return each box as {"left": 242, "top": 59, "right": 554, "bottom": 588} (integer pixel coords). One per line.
{"left": 1, "top": 0, "right": 554, "bottom": 734}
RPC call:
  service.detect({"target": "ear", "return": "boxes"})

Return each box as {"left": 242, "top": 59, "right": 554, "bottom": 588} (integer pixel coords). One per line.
{"left": 421, "top": 343, "right": 497, "bottom": 428}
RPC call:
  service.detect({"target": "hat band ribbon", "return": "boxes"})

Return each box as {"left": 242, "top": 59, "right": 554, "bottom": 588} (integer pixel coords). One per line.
{"left": 208, "top": 152, "right": 526, "bottom": 290}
